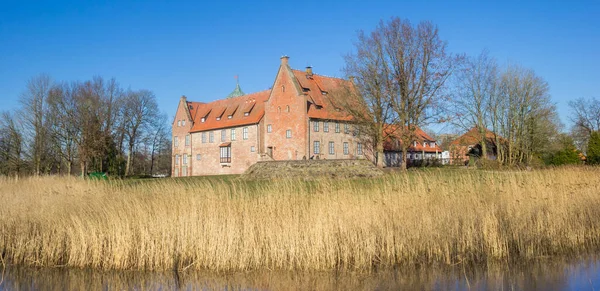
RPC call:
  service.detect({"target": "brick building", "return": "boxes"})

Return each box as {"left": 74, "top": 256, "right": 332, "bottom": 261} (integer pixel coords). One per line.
{"left": 171, "top": 56, "right": 367, "bottom": 176}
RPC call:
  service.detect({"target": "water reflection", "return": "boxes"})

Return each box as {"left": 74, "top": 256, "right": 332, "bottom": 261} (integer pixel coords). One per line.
{"left": 1, "top": 258, "right": 599, "bottom": 290}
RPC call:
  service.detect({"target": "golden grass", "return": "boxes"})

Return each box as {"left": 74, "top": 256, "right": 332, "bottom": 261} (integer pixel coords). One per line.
{"left": 1, "top": 167, "right": 600, "bottom": 272}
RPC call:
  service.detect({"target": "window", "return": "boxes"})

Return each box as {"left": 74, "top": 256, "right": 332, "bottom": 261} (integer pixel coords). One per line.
{"left": 286, "top": 105, "right": 290, "bottom": 112}
{"left": 423, "top": 142, "right": 427, "bottom": 148}
{"left": 174, "top": 137, "right": 179, "bottom": 147}
{"left": 335, "top": 122, "right": 340, "bottom": 133}
{"left": 201, "top": 117, "right": 206, "bottom": 123}
{"left": 431, "top": 142, "right": 435, "bottom": 147}
{"left": 243, "top": 127, "right": 248, "bottom": 140}
{"left": 209, "top": 131, "right": 214, "bottom": 143}
{"left": 175, "top": 154, "right": 179, "bottom": 165}
{"left": 286, "top": 129, "right": 292, "bottom": 139}
{"left": 220, "top": 145, "right": 231, "bottom": 163}
{"left": 182, "top": 166, "right": 187, "bottom": 176}
{"left": 314, "top": 141, "right": 320, "bottom": 154}
{"left": 357, "top": 143, "right": 363, "bottom": 155}
{"left": 196, "top": 154, "right": 201, "bottom": 160}
{"left": 202, "top": 132, "right": 206, "bottom": 143}
{"left": 177, "top": 120, "right": 181, "bottom": 127}
{"left": 185, "top": 135, "right": 190, "bottom": 146}
{"left": 228, "top": 115, "right": 232, "bottom": 119}
{"left": 221, "top": 129, "right": 226, "bottom": 142}
{"left": 324, "top": 122, "right": 329, "bottom": 132}
{"left": 251, "top": 146, "right": 255, "bottom": 152}
{"left": 244, "top": 112, "right": 249, "bottom": 116}
{"left": 343, "top": 142, "right": 349, "bottom": 155}
{"left": 216, "top": 117, "right": 221, "bottom": 121}
{"left": 344, "top": 123, "right": 349, "bottom": 134}
{"left": 182, "top": 120, "right": 185, "bottom": 126}
{"left": 329, "top": 141, "right": 335, "bottom": 155}
{"left": 267, "top": 124, "right": 272, "bottom": 133}
{"left": 231, "top": 129, "right": 236, "bottom": 141}
{"left": 313, "top": 121, "right": 319, "bottom": 132}
{"left": 183, "top": 154, "right": 188, "bottom": 165}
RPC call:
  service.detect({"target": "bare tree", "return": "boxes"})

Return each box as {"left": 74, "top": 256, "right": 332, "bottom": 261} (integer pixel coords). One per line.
{"left": 0, "top": 111, "right": 24, "bottom": 177}
{"left": 372, "top": 17, "right": 458, "bottom": 169}
{"left": 569, "top": 97, "right": 600, "bottom": 153}
{"left": 450, "top": 50, "right": 498, "bottom": 159}
{"left": 122, "top": 89, "right": 159, "bottom": 176}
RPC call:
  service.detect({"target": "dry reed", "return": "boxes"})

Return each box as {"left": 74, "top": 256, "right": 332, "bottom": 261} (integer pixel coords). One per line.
{"left": 1, "top": 167, "right": 600, "bottom": 272}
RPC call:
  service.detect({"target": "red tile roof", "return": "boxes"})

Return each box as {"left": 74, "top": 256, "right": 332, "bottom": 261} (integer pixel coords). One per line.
{"left": 450, "top": 127, "right": 499, "bottom": 146}
{"left": 383, "top": 124, "right": 442, "bottom": 153}
{"left": 291, "top": 70, "right": 354, "bottom": 121}
{"left": 188, "top": 90, "right": 270, "bottom": 132}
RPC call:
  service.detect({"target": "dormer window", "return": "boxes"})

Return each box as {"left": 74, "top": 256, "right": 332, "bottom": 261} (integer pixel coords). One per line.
{"left": 201, "top": 117, "right": 205, "bottom": 123}
{"left": 228, "top": 115, "right": 233, "bottom": 119}
{"left": 423, "top": 142, "right": 427, "bottom": 148}
{"left": 244, "top": 112, "right": 249, "bottom": 116}
{"left": 321, "top": 91, "right": 328, "bottom": 95}
{"left": 216, "top": 117, "right": 221, "bottom": 121}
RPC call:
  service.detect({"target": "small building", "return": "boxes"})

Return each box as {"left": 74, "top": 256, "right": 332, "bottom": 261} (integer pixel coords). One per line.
{"left": 382, "top": 125, "right": 443, "bottom": 167}
{"left": 171, "top": 56, "right": 368, "bottom": 176}
{"left": 449, "top": 127, "right": 500, "bottom": 165}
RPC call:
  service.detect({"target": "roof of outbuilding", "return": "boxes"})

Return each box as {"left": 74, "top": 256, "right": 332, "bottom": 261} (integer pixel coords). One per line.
{"left": 383, "top": 125, "right": 443, "bottom": 153}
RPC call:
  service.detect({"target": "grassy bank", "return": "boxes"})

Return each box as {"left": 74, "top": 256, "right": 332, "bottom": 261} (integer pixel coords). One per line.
{"left": 1, "top": 167, "right": 600, "bottom": 272}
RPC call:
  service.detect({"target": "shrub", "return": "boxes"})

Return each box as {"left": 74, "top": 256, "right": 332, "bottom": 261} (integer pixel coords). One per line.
{"left": 587, "top": 131, "right": 600, "bottom": 165}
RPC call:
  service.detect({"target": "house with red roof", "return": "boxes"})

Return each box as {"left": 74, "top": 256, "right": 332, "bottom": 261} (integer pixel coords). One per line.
{"left": 382, "top": 125, "right": 444, "bottom": 167}
{"left": 449, "top": 127, "right": 501, "bottom": 165}
{"left": 171, "top": 56, "right": 368, "bottom": 176}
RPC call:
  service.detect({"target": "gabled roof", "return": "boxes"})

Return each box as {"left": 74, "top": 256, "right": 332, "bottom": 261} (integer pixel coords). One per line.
{"left": 189, "top": 90, "right": 270, "bottom": 132}
{"left": 450, "top": 127, "right": 499, "bottom": 146}
{"left": 291, "top": 70, "right": 354, "bottom": 121}
{"left": 383, "top": 125, "right": 442, "bottom": 153}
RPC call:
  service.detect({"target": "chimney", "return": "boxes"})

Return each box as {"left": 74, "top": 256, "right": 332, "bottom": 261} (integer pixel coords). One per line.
{"left": 280, "top": 55, "right": 289, "bottom": 66}
{"left": 306, "top": 66, "right": 313, "bottom": 76}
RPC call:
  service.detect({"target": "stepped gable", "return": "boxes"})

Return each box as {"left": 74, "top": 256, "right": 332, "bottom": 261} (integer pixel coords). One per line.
{"left": 188, "top": 90, "right": 270, "bottom": 132}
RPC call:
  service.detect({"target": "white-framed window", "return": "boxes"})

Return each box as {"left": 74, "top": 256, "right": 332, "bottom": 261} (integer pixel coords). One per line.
{"left": 344, "top": 123, "right": 349, "bottom": 134}
{"left": 174, "top": 136, "right": 179, "bottom": 147}
{"left": 335, "top": 122, "right": 340, "bottom": 133}
{"left": 251, "top": 146, "right": 255, "bottom": 152}
{"left": 221, "top": 129, "right": 226, "bottom": 142}
{"left": 220, "top": 145, "right": 231, "bottom": 163}
{"left": 196, "top": 154, "right": 201, "bottom": 160}
{"left": 177, "top": 120, "right": 181, "bottom": 127}
{"left": 313, "top": 121, "right": 319, "bottom": 132}
{"left": 343, "top": 142, "right": 349, "bottom": 155}
{"left": 314, "top": 141, "right": 320, "bottom": 154}
{"left": 209, "top": 131, "right": 214, "bottom": 143}
{"left": 202, "top": 132, "right": 206, "bottom": 143}
{"left": 324, "top": 122, "right": 329, "bottom": 132}
{"left": 243, "top": 127, "right": 248, "bottom": 140}
{"left": 329, "top": 141, "right": 335, "bottom": 155}
{"left": 286, "top": 129, "right": 292, "bottom": 139}
{"left": 185, "top": 135, "right": 190, "bottom": 146}
{"left": 182, "top": 120, "right": 185, "bottom": 126}
{"left": 431, "top": 142, "right": 435, "bottom": 147}
{"left": 267, "top": 124, "right": 272, "bottom": 133}
{"left": 357, "top": 143, "right": 363, "bottom": 155}
{"left": 201, "top": 117, "right": 206, "bottom": 123}
{"left": 175, "top": 154, "right": 179, "bottom": 165}
{"left": 231, "top": 129, "right": 236, "bottom": 141}
{"left": 183, "top": 154, "right": 188, "bottom": 164}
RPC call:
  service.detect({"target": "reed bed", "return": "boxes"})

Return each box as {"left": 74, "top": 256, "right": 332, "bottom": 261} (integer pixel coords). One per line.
{"left": 1, "top": 167, "right": 600, "bottom": 272}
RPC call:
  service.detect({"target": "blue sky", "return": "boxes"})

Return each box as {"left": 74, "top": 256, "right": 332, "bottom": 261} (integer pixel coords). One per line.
{"left": 1, "top": 0, "right": 598, "bottom": 132}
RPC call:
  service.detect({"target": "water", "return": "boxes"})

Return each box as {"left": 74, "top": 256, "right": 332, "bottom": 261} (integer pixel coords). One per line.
{"left": 1, "top": 258, "right": 599, "bottom": 290}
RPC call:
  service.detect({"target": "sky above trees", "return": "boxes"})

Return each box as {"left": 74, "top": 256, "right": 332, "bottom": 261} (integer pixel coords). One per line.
{"left": 1, "top": 0, "right": 598, "bottom": 129}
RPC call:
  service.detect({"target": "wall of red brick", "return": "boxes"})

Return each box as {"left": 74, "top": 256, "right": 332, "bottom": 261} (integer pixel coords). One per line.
{"left": 172, "top": 97, "right": 193, "bottom": 177}
{"left": 263, "top": 57, "right": 309, "bottom": 160}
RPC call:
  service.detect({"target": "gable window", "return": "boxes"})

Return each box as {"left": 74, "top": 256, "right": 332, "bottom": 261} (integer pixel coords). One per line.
{"left": 220, "top": 145, "right": 231, "bottom": 163}
{"left": 329, "top": 141, "right": 335, "bottom": 155}
{"left": 177, "top": 120, "right": 181, "bottom": 127}
{"left": 313, "top": 121, "right": 319, "bottom": 132}
{"left": 343, "top": 142, "right": 349, "bottom": 155}
{"left": 175, "top": 154, "right": 179, "bottom": 165}
{"left": 185, "top": 135, "right": 190, "bottom": 146}
{"left": 174, "top": 136, "right": 179, "bottom": 147}
{"left": 231, "top": 129, "right": 236, "bottom": 141}
{"left": 344, "top": 123, "right": 349, "bottom": 134}
{"left": 196, "top": 154, "right": 201, "bottom": 160}
{"left": 357, "top": 143, "right": 363, "bottom": 155}
{"left": 267, "top": 124, "right": 272, "bottom": 133}
{"left": 335, "top": 122, "right": 340, "bottom": 133}
{"left": 286, "top": 129, "right": 292, "bottom": 139}
{"left": 182, "top": 120, "right": 185, "bottom": 126}
{"left": 221, "top": 129, "right": 226, "bottom": 142}
{"left": 202, "top": 132, "right": 206, "bottom": 143}
{"left": 314, "top": 141, "right": 320, "bottom": 154}
{"left": 324, "top": 122, "right": 329, "bottom": 132}
{"left": 243, "top": 127, "right": 248, "bottom": 140}
{"left": 209, "top": 132, "right": 214, "bottom": 143}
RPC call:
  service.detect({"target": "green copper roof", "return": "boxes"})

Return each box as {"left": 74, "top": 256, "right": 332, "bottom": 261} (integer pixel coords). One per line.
{"left": 226, "top": 82, "right": 245, "bottom": 98}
